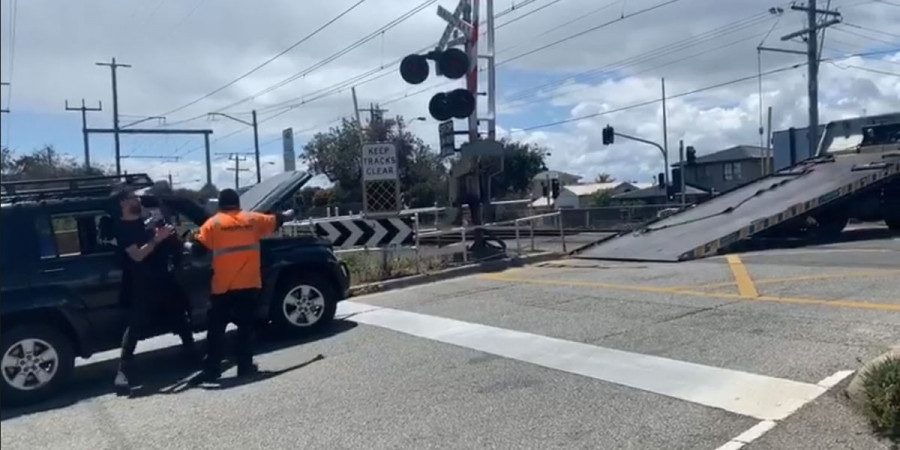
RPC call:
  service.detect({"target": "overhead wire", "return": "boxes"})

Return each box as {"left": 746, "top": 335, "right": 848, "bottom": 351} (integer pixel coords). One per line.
{"left": 209, "top": 0, "right": 441, "bottom": 114}
{"left": 498, "top": 0, "right": 684, "bottom": 65}
{"left": 158, "top": 0, "right": 372, "bottom": 118}
{"left": 169, "top": 0, "right": 551, "bottom": 157}
{"left": 511, "top": 49, "right": 900, "bottom": 133}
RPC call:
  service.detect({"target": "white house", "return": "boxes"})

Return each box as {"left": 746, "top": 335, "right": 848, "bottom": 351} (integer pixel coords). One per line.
{"left": 531, "top": 181, "right": 648, "bottom": 208}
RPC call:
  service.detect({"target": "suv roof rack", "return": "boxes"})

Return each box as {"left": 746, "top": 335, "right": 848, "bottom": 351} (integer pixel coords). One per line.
{"left": 1, "top": 173, "right": 155, "bottom": 202}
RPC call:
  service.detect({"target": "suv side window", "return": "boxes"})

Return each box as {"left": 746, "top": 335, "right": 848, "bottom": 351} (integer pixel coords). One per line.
{"left": 38, "top": 211, "right": 117, "bottom": 259}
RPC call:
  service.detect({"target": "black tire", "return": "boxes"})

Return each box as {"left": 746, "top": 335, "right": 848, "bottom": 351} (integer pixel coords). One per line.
{"left": 1, "top": 325, "right": 75, "bottom": 407}
{"left": 813, "top": 213, "right": 848, "bottom": 239}
{"left": 885, "top": 217, "right": 900, "bottom": 232}
{"left": 269, "top": 272, "right": 338, "bottom": 335}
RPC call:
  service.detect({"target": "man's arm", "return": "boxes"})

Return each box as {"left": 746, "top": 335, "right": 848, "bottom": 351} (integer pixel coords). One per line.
{"left": 124, "top": 225, "right": 174, "bottom": 262}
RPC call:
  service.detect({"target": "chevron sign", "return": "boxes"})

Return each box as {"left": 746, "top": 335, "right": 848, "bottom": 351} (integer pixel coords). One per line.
{"left": 315, "top": 217, "right": 414, "bottom": 249}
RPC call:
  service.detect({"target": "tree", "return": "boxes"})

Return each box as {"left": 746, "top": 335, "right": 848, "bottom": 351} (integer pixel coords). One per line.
{"left": 300, "top": 116, "right": 448, "bottom": 207}
{"left": 312, "top": 188, "right": 333, "bottom": 207}
{"left": 594, "top": 173, "right": 616, "bottom": 183}
{"left": 1, "top": 146, "right": 108, "bottom": 180}
{"left": 486, "top": 138, "right": 548, "bottom": 199}
{"left": 589, "top": 190, "right": 614, "bottom": 207}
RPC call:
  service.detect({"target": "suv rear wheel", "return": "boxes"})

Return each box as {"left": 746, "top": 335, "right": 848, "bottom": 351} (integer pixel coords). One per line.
{"left": 1, "top": 325, "right": 75, "bottom": 406}
{"left": 270, "top": 273, "right": 338, "bottom": 334}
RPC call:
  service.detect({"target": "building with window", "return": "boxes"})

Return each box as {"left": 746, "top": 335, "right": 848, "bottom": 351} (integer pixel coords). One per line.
{"left": 671, "top": 145, "right": 771, "bottom": 194}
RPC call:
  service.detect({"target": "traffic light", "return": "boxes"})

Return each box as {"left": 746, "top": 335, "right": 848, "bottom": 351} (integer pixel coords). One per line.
{"left": 400, "top": 47, "right": 476, "bottom": 121}
{"left": 686, "top": 146, "right": 697, "bottom": 165}
{"left": 657, "top": 172, "right": 665, "bottom": 187}
{"left": 671, "top": 168, "right": 682, "bottom": 191}
{"left": 602, "top": 125, "right": 615, "bottom": 145}
{"left": 541, "top": 181, "right": 549, "bottom": 198}
{"left": 550, "top": 178, "right": 560, "bottom": 199}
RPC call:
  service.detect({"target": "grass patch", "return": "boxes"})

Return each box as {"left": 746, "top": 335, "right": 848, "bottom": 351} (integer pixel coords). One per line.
{"left": 340, "top": 250, "right": 457, "bottom": 285}
{"left": 861, "top": 355, "right": 900, "bottom": 441}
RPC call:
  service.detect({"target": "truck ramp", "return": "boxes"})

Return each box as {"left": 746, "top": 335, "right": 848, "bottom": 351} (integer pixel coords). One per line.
{"left": 577, "top": 152, "right": 900, "bottom": 262}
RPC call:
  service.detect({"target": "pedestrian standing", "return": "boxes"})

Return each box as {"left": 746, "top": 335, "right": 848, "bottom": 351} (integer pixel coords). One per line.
{"left": 111, "top": 185, "right": 197, "bottom": 395}
{"left": 189, "top": 189, "right": 292, "bottom": 381}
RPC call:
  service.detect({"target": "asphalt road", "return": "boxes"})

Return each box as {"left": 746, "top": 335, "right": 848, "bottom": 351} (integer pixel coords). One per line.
{"left": 2, "top": 230, "right": 898, "bottom": 450}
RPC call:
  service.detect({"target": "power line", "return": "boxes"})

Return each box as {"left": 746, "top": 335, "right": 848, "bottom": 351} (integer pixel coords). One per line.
{"left": 840, "top": 22, "right": 900, "bottom": 40}
{"left": 832, "top": 62, "right": 900, "bottom": 76}
{"left": 504, "top": 11, "right": 774, "bottom": 102}
{"left": 495, "top": 0, "right": 621, "bottom": 56}
{"left": 514, "top": 63, "right": 806, "bottom": 133}
{"left": 832, "top": 27, "right": 899, "bottom": 47}
{"left": 211, "top": 0, "right": 441, "bottom": 114}
{"left": 158, "top": 0, "right": 371, "bottom": 117}
{"left": 499, "top": 0, "right": 684, "bottom": 66}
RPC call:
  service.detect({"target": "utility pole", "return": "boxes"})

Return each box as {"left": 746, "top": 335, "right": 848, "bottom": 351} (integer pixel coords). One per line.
{"left": 0, "top": 82, "right": 9, "bottom": 114}
{"left": 661, "top": 78, "right": 669, "bottom": 188}
{"left": 65, "top": 99, "right": 103, "bottom": 168}
{"left": 96, "top": 57, "right": 132, "bottom": 175}
{"left": 208, "top": 110, "right": 262, "bottom": 183}
{"left": 225, "top": 153, "right": 250, "bottom": 190}
{"left": 359, "top": 103, "right": 388, "bottom": 125}
{"left": 769, "top": 1, "right": 841, "bottom": 158}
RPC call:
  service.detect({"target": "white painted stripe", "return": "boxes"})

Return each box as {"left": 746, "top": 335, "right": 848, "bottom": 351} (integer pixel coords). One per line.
{"left": 731, "top": 420, "right": 777, "bottom": 444}
{"left": 338, "top": 301, "right": 826, "bottom": 421}
{"left": 712, "top": 369, "right": 854, "bottom": 450}
{"left": 816, "top": 369, "right": 855, "bottom": 389}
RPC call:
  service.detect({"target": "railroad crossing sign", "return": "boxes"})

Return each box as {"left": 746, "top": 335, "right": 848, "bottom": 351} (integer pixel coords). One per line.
{"left": 361, "top": 142, "right": 401, "bottom": 215}
{"left": 315, "top": 217, "right": 413, "bottom": 249}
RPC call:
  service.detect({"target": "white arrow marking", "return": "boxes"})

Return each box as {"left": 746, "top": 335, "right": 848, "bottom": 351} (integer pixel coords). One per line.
{"left": 345, "top": 220, "right": 365, "bottom": 249}
{"left": 369, "top": 219, "right": 388, "bottom": 248}
{"left": 318, "top": 221, "right": 341, "bottom": 244}
{"left": 388, "top": 218, "right": 412, "bottom": 246}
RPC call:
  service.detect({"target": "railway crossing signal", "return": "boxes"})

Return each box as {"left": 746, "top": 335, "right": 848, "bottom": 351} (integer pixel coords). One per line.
{"left": 400, "top": 48, "right": 476, "bottom": 121}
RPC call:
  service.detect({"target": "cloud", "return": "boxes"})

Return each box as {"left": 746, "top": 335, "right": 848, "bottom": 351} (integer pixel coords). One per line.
{"left": 1, "top": 0, "right": 898, "bottom": 191}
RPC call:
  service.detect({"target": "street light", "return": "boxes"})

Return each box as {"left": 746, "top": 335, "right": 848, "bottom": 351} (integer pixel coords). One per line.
{"left": 207, "top": 110, "right": 261, "bottom": 183}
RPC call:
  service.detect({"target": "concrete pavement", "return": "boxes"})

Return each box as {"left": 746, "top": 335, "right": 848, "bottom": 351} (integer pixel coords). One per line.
{"left": 2, "top": 233, "right": 898, "bottom": 449}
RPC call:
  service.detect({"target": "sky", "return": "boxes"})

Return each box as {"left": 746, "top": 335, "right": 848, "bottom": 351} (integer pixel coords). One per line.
{"left": 1, "top": 0, "right": 898, "bottom": 191}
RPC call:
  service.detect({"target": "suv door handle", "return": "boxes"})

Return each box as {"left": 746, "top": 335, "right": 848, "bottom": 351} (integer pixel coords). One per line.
{"left": 41, "top": 268, "right": 65, "bottom": 274}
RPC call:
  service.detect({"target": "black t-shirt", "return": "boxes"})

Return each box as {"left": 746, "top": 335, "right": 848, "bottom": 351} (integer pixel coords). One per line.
{"left": 114, "top": 218, "right": 171, "bottom": 281}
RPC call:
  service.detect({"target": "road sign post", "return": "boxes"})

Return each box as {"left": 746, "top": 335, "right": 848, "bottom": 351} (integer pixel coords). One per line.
{"left": 361, "top": 142, "right": 401, "bottom": 216}
{"left": 439, "top": 120, "right": 456, "bottom": 157}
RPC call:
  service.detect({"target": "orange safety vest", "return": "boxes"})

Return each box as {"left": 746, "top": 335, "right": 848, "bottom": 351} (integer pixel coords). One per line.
{"left": 196, "top": 210, "right": 277, "bottom": 295}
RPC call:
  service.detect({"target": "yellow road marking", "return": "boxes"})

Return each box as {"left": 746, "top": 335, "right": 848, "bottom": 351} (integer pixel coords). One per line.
{"left": 687, "top": 269, "right": 900, "bottom": 290}
{"left": 725, "top": 255, "right": 759, "bottom": 298}
{"left": 479, "top": 273, "right": 900, "bottom": 312}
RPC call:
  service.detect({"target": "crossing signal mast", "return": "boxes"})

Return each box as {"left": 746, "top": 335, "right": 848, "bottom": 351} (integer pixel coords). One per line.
{"left": 400, "top": 0, "right": 501, "bottom": 253}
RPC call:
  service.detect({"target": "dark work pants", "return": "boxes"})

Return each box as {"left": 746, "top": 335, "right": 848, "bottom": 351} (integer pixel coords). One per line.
{"left": 120, "top": 275, "right": 195, "bottom": 367}
{"left": 204, "top": 289, "right": 259, "bottom": 373}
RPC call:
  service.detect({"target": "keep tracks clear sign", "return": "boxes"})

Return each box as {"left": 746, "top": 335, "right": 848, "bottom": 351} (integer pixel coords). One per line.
{"left": 362, "top": 143, "right": 398, "bottom": 182}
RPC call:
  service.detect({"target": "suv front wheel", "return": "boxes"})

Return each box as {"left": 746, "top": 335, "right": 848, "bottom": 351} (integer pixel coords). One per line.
{"left": 1, "top": 325, "right": 75, "bottom": 406}
{"left": 270, "top": 273, "right": 338, "bottom": 334}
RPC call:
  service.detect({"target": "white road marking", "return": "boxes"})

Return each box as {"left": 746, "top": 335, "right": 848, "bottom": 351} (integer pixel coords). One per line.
{"left": 339, "top": 301, "right": 833, "bottom": 421}
{"left": 712, "top": 369, "right": 855, "bottom": 450}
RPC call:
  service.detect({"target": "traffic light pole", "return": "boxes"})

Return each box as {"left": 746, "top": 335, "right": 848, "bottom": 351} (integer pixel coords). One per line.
{"left": 612, "top": 130, "right": 669, "bottom": 182}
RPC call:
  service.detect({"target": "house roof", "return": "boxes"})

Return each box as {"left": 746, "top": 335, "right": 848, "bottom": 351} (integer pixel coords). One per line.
{"left": 671, "top": 145, "right": 766, "bottom": 167}
{"left": 565, "top": 182, "right": 622, "bottom": 196}
{"left": 612, "top": 184, "right": 709, "bottom": 199}
{"left": 532, "top": 170, "right": 582, "bottom": 181}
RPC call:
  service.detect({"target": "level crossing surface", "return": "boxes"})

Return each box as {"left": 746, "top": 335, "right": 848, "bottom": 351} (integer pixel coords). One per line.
{"left": 2, "top": 235, "right": 898, "bottom": 450}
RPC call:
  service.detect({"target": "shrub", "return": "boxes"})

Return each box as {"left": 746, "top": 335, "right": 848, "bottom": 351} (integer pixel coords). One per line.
{"left": 861, "top": 355, "right": 900, "bottom": 441}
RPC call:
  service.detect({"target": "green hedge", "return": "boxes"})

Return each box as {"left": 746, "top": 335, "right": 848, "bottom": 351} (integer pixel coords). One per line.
{"left": 862, "top": 355, "right": 900, "bottom": 441}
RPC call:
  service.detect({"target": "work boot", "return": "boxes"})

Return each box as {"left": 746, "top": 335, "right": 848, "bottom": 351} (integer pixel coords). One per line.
{"left": 237, "top": 362, "right": 259, "bottom": 378}
{"left": 114, "top": 362, "right": 134, "bottom": 397}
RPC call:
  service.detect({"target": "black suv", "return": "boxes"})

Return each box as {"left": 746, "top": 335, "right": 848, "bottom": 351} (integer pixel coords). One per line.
{"left": 0, "top": 172, "right": 350, "bottom": 405}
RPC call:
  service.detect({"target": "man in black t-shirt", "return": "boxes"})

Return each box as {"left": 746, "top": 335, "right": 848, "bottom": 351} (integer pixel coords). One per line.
{"left": 111, "top": 186, "right": 197, "bottom": 395}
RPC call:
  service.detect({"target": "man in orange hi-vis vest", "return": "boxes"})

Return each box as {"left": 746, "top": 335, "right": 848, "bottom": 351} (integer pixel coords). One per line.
{"left": 191, "top": 188, "right": 293, "bottom": 381}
